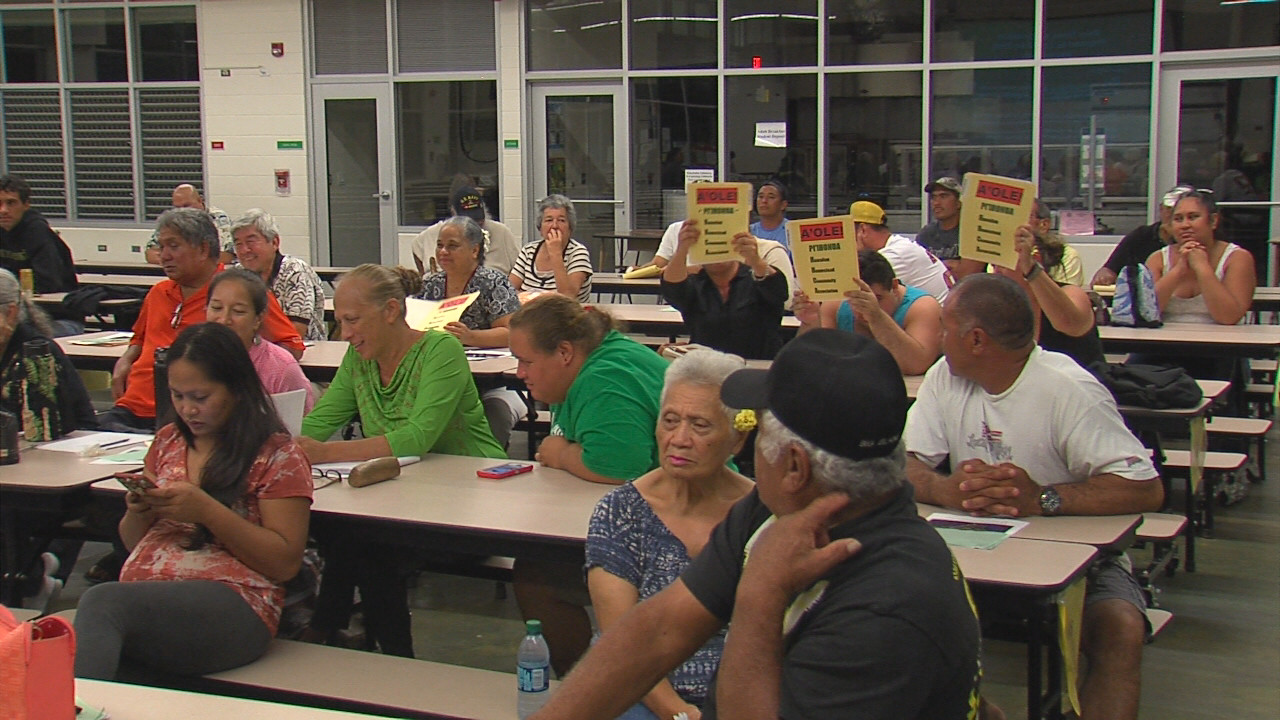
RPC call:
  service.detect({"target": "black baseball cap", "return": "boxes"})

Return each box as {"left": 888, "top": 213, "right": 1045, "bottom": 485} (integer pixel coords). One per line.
{"left": 450, "top": 186, "right": 485, "bottom": 221}
{"left": 721, "top": 330, "right": 906, "bottom": 461}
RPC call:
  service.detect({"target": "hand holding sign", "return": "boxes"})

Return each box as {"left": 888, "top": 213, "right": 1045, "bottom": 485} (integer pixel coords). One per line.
{"left": 788, "top": 215, "right": 859, "bottom": 300}
{"left": 685, "top": 182, "right": 752, "bottom": 264}
{"left": 959, "top": 174, "right": 1037, "bottom": 270}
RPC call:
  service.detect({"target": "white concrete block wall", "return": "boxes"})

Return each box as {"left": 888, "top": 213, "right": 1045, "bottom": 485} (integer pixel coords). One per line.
{"left": 497, "top": 0, "right": 527, "bottom": 245}
{"left": 199, "top": 0, "right": 310, "bottom": 259}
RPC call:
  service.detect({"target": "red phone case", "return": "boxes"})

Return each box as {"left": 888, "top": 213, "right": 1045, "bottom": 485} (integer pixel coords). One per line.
{"left": 476, "top": 463, "right": 534, "bottom": 479}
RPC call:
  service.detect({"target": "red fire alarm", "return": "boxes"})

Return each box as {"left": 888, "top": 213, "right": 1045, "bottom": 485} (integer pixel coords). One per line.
{"left": 271, "top": 42, "right": 284, "bottom": 58}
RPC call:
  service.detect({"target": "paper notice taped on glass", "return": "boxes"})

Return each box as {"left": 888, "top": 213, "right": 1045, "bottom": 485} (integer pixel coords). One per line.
{"left": 755, "top": 122, "right": 787, "bottom": 148}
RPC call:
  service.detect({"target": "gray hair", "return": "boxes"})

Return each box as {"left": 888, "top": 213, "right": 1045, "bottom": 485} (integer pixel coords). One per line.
{"left": 229, "top": 208, "right": 280, "bottom": 243}
{"left": 660, "top": 348, "right": 746, "bottom": 426}
{"left": 156, "top": 207, "right": 219, "bottom": 259}
{"left": 756, "top": 410, "right": 906, "bottom": 503}
{"left": 439, "top": 215, "right": 487, "bottom": 266}
{"left": 0, "top": 268, "right": 54, "bottom": 337}
{"left": 536, "top": 194, "right": 577, "bottom": 236}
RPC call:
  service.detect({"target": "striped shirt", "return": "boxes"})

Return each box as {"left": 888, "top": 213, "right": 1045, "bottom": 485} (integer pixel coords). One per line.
{"left": 511, "top": 239, "right": 593, "bottom": 302}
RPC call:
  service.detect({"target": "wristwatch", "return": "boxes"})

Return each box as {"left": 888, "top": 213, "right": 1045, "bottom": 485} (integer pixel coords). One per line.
{"left": 1038, "top": 485, "right": 1062, "bottom": 516}
{"left": 1023, "top": 263, "right": 1043, "bottom": 281}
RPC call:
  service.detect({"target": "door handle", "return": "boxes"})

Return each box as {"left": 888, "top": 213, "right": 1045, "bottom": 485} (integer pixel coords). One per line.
{"left": 371, "top": 191, "right": 391, "bottom": 200}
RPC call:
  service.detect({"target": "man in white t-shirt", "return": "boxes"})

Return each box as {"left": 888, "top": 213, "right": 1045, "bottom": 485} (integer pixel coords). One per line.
{"left": 411, "top": 186, "right": 521, "bottom": 276}
{"left": 904, "top": 274, "right": 1161, "bottom": 720}
{"left": 850, "top": 200, "right": 951, "bottom": 303}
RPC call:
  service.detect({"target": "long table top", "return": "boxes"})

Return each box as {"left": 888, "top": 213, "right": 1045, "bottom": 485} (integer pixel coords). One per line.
{"left": 917, "top": 503, "right": 1139, "bottom": 551}
{"left": 2, "top": 437, "right": 142, "bottom": 493}
{"left": 1094, "top": 284, "right": 1280, "bottom": 313}
{"left": 74, "top": 677, "right": 404, "bottom": 720}
{"left": 56, "top": 332, "right": 518, "bottom": 383}
{"left": 203, "top": 640, "right": 529, "bottom": 720}
{"left": 597, "top": 302, "right": 801, "bottom": 331}
{"left": 1097, "top": 322, "right": 1280, "bottom": 358}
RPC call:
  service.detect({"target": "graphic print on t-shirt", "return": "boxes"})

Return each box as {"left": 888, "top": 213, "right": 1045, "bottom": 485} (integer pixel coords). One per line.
{"left": 964, "top": 421, "right": 1012, "bottom": 463}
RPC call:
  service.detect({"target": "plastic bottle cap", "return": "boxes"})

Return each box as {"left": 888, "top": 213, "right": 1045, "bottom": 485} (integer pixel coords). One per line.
{"left": 525, "top": 619, "right": 542, "bottom": 635}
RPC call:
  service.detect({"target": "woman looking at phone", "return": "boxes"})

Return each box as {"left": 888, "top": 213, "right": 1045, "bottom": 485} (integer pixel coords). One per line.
{"left": 74, "top": 322, "right": 312, "bottom": 680}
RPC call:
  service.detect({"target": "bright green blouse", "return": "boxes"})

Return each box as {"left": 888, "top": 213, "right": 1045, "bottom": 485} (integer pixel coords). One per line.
{"left": 301, "top": 330, "right": 505, "bottom": 459}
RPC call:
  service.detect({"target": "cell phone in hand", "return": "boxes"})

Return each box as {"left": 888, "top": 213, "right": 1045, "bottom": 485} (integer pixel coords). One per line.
{"left": 114, "top": 472, "right": 156, "bottom": 495}
{"left": 476, "top": 462, "right": 535, "bottom": 479}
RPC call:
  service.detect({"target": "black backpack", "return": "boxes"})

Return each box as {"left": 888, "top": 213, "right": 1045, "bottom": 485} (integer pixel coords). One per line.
{"left": 1086, "top": 361, "right": 1202, "bottom": 409}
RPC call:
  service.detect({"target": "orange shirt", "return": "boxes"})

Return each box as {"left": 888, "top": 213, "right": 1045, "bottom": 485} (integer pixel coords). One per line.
{"left": 117, "top": 268, "right": 304, "bottom": 418}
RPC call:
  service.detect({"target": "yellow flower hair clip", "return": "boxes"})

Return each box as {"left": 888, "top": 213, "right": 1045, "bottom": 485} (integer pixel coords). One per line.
{"left": 733, "top": 409, "right": 758, "bottom": 433}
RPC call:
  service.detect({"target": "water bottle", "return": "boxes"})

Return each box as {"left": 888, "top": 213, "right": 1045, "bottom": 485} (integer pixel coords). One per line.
{"left": 516, "top": 619, "right": 550, "bottom": 719}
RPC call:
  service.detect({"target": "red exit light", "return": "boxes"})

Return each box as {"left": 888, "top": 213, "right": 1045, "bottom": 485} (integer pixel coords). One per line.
{"left": 752, "top": 56, "right": 762, "bottom": 69}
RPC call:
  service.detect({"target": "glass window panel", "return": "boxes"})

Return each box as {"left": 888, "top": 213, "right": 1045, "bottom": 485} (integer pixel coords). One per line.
{"left": 1041, "top": 64, "right": 1150, "bottom": 235}
{"left": 133, "top": 6, "right": 198, "bottom": 82}
{"left": 826, "top": 0, "right": 923, "bottom": 66}
{"left": 397, "top": 0, "right": 495, "bottom": 73}
{"left": 3, "top": 10, "right": 57, "bottom": 83}
{"left": 1162, "top": 0, "right": 1280, "bottom": 52}
{"left": 826, "top": 72, "right": 923, "bottom": 225}
{"left": 65, "top": 8, "right": 127, "bottom": 82}
{"left": 0, "top": 89, "right": 66, "bottom": 219}
{"left": 311, "top": 0, "right": 387, "bottom": 75}
{"left": 932, "top": 1, "right": 1032, "bottom": 62}
{"left": 631, "top": 77, "right": 718, "bottom": 228}
{"left": 396, "top": 81, "right": 499, "bottom": 226}
{"left": 726, "top": 1, "right": 818, "bottom": 68}
{"left": 930, "top": 67, "right": 1032, "bottom": 186}
{"left": 526, "top": 0, "right": 621, "bottom": 71}
{"left": 629, "top": 0, "right": 716, "bottom": 70}
{"left": 725, "top": 74, "right": 818, "bottom": 216}
{"left": 1044, "top": 0, "right": 1152, "bottom": 58}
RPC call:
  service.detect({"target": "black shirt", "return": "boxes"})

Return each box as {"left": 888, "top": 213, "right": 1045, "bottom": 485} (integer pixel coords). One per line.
{"left": 661, "top": 265, "right": 788, "bottom": 360}
{"left": 1039, "top": 304, "right": 1104, "bottom": 368}
{"left": 681, "top": 486, "right": 982, "bottom": 720}
{"left": 1103, "top": 221, "right": 1166, "bottom": 274}
{"left": 0, "top": 209, "right": 77, "bottom": 294}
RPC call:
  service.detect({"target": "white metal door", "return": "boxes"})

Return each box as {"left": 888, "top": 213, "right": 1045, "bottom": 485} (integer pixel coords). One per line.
{"left": 310, "top": 84, "right": 397, "bottom": 266}
{"left": 531, "top": 85, "right": 629, "bottom": 270}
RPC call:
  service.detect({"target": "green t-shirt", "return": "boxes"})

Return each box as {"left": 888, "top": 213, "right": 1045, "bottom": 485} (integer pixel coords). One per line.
{"left": 551, "top": 330, "right": 669, "bottom": 480}
{"left": 301, "top": 330, "right": 505, "bottom": 459}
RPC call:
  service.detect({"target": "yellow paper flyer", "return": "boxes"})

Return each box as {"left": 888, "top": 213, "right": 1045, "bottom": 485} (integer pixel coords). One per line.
{"left": 686, "top": 182, "right": 751, "bottom": 265}
{"left": 405, "top": 293, "right": 480, "bottom": 332}
{"left": 788, "top": 215, "right": 860, "bottom": 300}
{"left": 959, "top": 173, "right": 1037, "bottom": 270}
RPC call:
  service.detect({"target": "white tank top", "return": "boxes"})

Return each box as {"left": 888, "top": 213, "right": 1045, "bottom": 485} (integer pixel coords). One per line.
{"left": 1159, "top": 243, "right": 1243, "bottom": 324}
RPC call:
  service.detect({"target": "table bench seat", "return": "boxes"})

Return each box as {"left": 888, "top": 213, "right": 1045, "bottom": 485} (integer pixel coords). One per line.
{"left": 1206, "top": 416, "right": 1272, "bottom": 482}
{"left": 1135, "top": 513, "right": 1189, "bottom": 598}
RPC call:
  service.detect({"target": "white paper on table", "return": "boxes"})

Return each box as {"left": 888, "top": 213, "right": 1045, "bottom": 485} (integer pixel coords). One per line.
{"left": 90, "top": 448, "right": 150, "bottom": 465}
{"left": 40, "top": 432, "right": 153, "bottom": 454}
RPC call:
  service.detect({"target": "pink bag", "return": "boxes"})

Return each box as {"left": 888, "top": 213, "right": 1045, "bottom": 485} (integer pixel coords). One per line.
{"left": 0, "top": 606, "right": 76, "bottom": 720}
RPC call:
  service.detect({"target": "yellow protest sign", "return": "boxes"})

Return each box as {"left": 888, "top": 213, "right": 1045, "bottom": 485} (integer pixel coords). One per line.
{"left": 405, "top": 293, "right": 480, "bottom": 332}
{"left": 788, "top": 215, "right": 860, "bottom": 300}
{"left": 959, "top": 173, "right": 1037, "bottom": 270}
{"left": 685, "top": 182, "right": 752, "bottom": 264}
